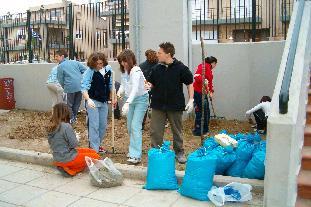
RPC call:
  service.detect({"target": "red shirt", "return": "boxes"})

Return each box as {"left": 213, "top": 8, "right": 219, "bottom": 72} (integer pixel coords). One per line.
{"left": 193, "top": 63, "right": 214, "bottom": 94}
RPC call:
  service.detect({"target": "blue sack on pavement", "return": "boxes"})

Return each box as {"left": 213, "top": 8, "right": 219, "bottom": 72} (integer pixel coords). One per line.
{"left": 226, "top": 160, "right": 249, "bottom": 177}
{"left": 254, "top": 140, "right": 266, "bottom": 153}
{"left": 243, "top": 150, "right": 266, "bottom": 179}
{"left": 215, "top": 146, "right": 237, "bottom": 175}
{"left": 235, "top": 136, "right": 255, "bottom": 161}
{"left": 179, "top": 147, "right": 217, "bottom": 201}
{"left": 144, "top": 141, "right": 178, "bottom": 190}
{"left": 233, "top": 133, "right": 246, "bottom": 141}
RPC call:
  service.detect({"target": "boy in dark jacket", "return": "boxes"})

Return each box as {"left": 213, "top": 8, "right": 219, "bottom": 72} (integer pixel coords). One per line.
{"left": 147, "top": 42, "right": 194, "bottom": 164}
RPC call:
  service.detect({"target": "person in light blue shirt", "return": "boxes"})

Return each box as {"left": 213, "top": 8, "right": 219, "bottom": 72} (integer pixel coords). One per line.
{"left": 56, "top": 49, "right": 87, "bottom": 124}
{"left": 46, "top": 65, "right": 64, "bottom": 107}
{"left": 81, "top": 52, "right": 115, "bottom": 153}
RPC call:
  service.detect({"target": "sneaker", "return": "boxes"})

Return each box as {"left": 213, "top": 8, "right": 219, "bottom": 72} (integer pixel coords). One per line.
{"left": 99, "top": 146, "right": 106, "bottom": 153}
{"left": 56, "top": 167, "right": 73, "bottom": 178}
{"left": 127, "top": 157, "right": 141, "bottom": 165}
{"left": 176, "top": 153, "right": 187, "bottom": 164}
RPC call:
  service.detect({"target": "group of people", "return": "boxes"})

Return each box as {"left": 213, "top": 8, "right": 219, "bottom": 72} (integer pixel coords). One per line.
{"left": 45, "top": 41, "right": 270, "bottom": 178}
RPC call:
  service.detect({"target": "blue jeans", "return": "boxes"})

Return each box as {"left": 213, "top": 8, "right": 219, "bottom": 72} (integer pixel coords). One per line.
{"left": 127, "top": 93, "right": 149, "bottom": 159}
{"left": 86, "top": 99, "right": 108, "bottom": 152}
{"left": 67, "top": 91, "right": 82, "bottom": 122}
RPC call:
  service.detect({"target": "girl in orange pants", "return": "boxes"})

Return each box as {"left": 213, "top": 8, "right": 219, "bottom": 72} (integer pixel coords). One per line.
{"left": 54, "top": 148, "right": 100, "bottom": 176}
{"left": 47, "top": 103, "right": 100, "bottom": 177}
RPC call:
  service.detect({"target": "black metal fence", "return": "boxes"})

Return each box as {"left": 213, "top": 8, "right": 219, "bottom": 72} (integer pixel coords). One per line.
{"left": 0, "top": 0, "right": 128, "bottom": 64}
{"left": 191, "top": 0, "right": 294, "bottom": 42}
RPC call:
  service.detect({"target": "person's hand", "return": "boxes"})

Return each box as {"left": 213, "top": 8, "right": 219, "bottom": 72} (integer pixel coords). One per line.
{"left": 144, "top": 81, "right": 152, "bottom": 91}
{"left": 122, "top": 103, "right": 129, "bottom": 116}
{"left": 185, "top": 98, "right": 194, "bottom": 113}
{"left": 87, "top": 99, "right": 96, "bottom": 108}
{"left": 117, "top": 90, "right": 123, "bottom": 99}
{"left": 75, "top": 131, "right": 81, "bottom": 142}
{"left": 209, "top": 92, "right": 213, "bottom": 98}
{"left": 111, "top": 97, "right": 117, "bottom": 109}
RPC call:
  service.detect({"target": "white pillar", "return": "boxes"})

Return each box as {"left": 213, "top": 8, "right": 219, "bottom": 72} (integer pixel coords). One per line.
{"left": 129, "top": 0, "right": 191, "bottom": 66}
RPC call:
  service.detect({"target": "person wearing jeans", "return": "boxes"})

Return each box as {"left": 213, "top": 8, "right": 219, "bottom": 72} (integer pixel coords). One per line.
{"left": 56, "top": 49, "right": 87, "bottom": 124}
{"left": 46, "top": 65, "right": 64, "bottom": 107}
{"left": 117, "top": 49, "right": 149, "bottom": 165}
{"left": 192, "top": 56, "right": 217, "bottom": 136}
{"left": 81, "top": 52, "right": 115, "bottom": 153}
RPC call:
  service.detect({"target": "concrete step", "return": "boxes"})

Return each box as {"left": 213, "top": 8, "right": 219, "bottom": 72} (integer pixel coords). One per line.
{"left": 296, "top": 198, "right": 311, "bottom": 207}
{"left": 302, "top": 147, "right": 311, "bottom": 171}
{"left": 307, "top": 106, "right": 311, "bottom": 125}
{"left": 304, "top": 126, "right": 311, "bottom": 146}
{"left": 298, "top": 170, "right": 311, "bottom": 199}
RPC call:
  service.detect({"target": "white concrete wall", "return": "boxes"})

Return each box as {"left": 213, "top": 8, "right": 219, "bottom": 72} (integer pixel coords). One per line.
{"left": 264, "top": 1, "right": 311, "bottom": 206}
{"left": 192, "top": 41, "right": 285, "bottom": 120}
{"left": 0, "top": 61, "right": 121, "bottom": 111}
{"left": 0, "top": 42, "right": 284, "bottom": 119}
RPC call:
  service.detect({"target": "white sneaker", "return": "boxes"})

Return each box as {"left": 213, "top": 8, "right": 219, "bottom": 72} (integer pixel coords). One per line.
{"left": 127, "top": 157, "right": 141, "bottom": 165}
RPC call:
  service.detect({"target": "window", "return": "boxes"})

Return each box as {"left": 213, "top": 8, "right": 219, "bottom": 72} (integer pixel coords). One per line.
{"left": 191, "top": 0, "right": 210, "bottom": 21}
{"left": 231, "top": 0, "right": 253, "bottom": 18}
{"left": 75, "top": 30, "right": 83, "bottom": 39}
{"left": 50, "top": 9, "right": 61, "bottom": 21}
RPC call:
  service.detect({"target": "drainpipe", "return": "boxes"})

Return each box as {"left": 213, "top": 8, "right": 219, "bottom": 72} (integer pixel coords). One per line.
{"left": 134, "top": 0, "right": 141, "bottom": 64}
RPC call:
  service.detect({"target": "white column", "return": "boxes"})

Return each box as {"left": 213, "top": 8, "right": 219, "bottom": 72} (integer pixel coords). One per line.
{"left": 129, "top": 0, "right": 191, "bottom": 66}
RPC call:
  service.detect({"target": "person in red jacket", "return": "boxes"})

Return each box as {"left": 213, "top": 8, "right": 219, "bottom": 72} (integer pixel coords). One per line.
{"left": 192, "top": 56, "right": 217, "bottom": 136}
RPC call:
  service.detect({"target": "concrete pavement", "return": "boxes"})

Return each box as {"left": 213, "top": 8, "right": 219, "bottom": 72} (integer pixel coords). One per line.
{"left": 0, "top": 158, "right": 263, "bottom": 207}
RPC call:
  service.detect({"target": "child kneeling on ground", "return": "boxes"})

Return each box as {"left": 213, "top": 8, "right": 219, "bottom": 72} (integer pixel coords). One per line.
{"left": 47, "top": 103, "right": 100, "bottom": 177}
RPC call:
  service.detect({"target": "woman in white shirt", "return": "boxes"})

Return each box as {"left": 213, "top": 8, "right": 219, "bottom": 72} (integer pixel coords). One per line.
{"left": 117, "top": 49, "right": 149, "bottom": 164}
{"left": 246, "top": 96, "right": 271, "bottom": 134}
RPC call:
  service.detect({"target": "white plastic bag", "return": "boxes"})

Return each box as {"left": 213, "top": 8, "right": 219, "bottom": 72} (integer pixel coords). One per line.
{"left": 214, "top": 134, "right": 238, "bottom": 148}
{"left": 207, "top": 182, "right": 252, "bottom": 206}
{"left": 85, "top": 156, "right": 123, "bottom": 188}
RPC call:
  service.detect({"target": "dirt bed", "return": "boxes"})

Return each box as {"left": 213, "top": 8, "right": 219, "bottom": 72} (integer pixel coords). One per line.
{"left": 0, "top": 109, "right": 253, "bottom": 170}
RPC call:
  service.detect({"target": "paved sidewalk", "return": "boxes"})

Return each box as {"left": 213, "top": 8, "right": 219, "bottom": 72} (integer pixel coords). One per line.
{"left": 0, "top": 159, "right": 263, "bottom": 207}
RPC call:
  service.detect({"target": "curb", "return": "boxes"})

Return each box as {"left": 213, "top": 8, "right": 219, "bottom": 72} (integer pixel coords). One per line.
{"left": 0, "top": 147, "right": 264, "bottom": 192}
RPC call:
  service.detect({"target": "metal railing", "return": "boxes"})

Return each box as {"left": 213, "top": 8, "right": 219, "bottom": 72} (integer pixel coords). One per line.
{"left": 191, "top": 0, "right": 294, "bottom": 42}
{"left": 0, "top": 0, "right": 129, "bottom": 64}
{"left": 279, "top": 0, "right": 304, "bottom": 114}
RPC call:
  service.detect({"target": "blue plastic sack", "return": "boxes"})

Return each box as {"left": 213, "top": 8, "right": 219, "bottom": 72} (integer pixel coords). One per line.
{"left": 252, "top": 133, "right": 262, "bottom": 143}
{"left": 219, "top": 130, "right": 228, "bottom": 134}
{"left": 203, "top": 137, "right": 219, "bottom": 151}
{"left": 179, "top": 147, "right": 217, "bottom": 201}
{"left": 254, "top": 140, "right": 266, "bottom": 153}
{"left": 235, "top": 138, "right": 255, "bottom": 161}
{"left": 226, "top": 160, "right": 249, "bottom": 177}
{"left": 144, "top": 141, "right": 178, "bottom": 190}
{"left": 215, "top": 146, "right": 237, "bottom": 175}
{"left": 233, "top": 133, "right": 246, "bottom": 141}
{"left": 243, "top": 150, "right": 266, "bottom": 179}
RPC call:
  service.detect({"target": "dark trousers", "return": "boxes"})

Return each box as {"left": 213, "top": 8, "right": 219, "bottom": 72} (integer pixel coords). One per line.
{"left": 67, "top": 91, "right": 82, "bottom": 121}
{"left": 253, "top": 109, "right": 267, "bottom": 130}
{"left": 193, "top": 91, "right": 210, "bottom": 135}
{"left": 150, "top": 109, "right": 184, "bottom": 155}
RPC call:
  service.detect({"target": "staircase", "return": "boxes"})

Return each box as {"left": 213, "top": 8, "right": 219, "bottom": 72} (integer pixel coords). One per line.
{"left": 296, "top": 85, "right": 311, "bottom": 207}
